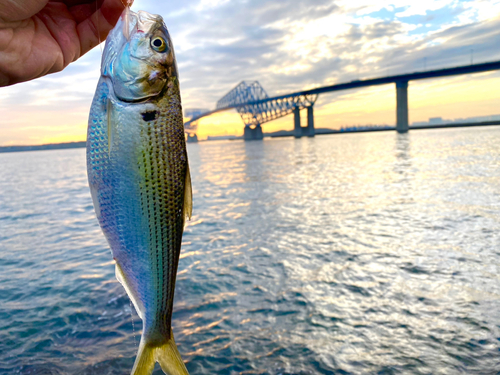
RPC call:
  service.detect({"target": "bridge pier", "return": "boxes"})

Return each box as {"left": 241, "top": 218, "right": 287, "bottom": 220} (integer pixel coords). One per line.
{"left": 244, "top": 125, "right": 264, "bottom": 141}
{"left": 294, "top": 106, "right": 316, "bottom": 138}
{"left": 396, "top": 80, "right": 409, "bottom": 133}
{"left": 306, "top": 106, "right": 315, "bottom": 137}
{"left": 187, "top": 133, "right": 198, "bottom": 143}
{"left": 294, "top": 107, "right": 302, "bottom": 138}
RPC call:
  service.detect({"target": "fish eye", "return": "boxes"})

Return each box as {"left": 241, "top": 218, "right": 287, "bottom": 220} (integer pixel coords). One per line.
{"left": 151, "top": 36, "right": 167, "bottom": 53}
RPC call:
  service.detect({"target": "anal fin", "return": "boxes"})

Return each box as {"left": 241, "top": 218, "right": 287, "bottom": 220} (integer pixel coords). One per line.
{"left": 115, "top": 262, "right": 145, "bottom": 320}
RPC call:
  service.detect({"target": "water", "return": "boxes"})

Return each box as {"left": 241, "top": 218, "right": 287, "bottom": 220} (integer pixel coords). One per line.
{"left": 1, "top": 127, "right": 500, "bottom": 374}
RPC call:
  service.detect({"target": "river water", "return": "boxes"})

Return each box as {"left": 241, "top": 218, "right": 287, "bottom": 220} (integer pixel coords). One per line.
{"left": 1, "top": 127, "right": 500, "bottom": 374}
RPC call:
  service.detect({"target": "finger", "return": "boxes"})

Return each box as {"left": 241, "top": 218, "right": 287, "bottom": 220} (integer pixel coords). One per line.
{"left": 0, "top": 0, "right": 49, "bottom": 22}
{"left": 76, "top": 0, "right": 125, "bottom": 56}
{"left": 60, "top": 0, "right": 102, "bottom": 6}
{"left": 68, "top": 0, "right": 103, "bottom": 24}
{"left": 68, "top": 0, "right": 132, "bottom": 23}
{"left": 35, "top": 2, "right": 80, "bottom": 68}
{"left": 58, "top": 0, "right": 130, "bottom": 7}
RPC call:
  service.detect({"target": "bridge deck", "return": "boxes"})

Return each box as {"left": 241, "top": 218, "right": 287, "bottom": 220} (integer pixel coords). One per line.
{"left": 185, "top": 60, "right": 500, "bottom": 126}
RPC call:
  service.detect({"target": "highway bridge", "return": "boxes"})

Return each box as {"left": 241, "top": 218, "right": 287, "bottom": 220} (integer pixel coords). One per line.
{"left": 184, "top": 60, "right": 500, "bottom": 141}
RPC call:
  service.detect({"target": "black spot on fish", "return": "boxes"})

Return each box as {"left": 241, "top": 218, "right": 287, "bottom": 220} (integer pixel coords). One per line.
{"left": 142, "top": 111, "right": 159, "bottom": 122}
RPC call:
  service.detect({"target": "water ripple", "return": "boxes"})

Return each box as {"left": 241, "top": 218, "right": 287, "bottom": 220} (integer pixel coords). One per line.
{"left": 1, "top": 128, "right": 500, "bottom": 374}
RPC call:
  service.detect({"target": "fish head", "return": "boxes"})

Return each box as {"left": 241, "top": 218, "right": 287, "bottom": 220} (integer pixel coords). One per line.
{"left": 102, "top": 9, "right": 177, "bottom": 102}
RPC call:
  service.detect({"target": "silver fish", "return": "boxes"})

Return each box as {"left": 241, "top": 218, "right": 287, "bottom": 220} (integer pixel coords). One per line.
{"left": 87, "top": 8, "right": 192, "bottom": 375}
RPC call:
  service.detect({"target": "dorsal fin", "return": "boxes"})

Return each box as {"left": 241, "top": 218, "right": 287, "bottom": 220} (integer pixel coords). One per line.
{"left": 183, "top": 163, "right": 192, "bottom": 222}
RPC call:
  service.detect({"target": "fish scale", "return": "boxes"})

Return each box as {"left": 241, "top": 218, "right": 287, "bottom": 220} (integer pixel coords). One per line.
{"left": 138, "top": 109, "right": 185, "bottom": 337}
{"left": 87, "top": 8, "right": 192, "bottom": 375}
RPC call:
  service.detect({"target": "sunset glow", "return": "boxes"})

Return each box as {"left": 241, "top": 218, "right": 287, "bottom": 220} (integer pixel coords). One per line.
{"left": 1, "top": 0, "right": 500, "bottom": 145}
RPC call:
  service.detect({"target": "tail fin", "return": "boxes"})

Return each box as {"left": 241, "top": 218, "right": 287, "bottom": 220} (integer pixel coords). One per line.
{"left": 155, "top": 333, "right": 189, "bottom": 375}
{"left": 131, "top": 332, "right": 189, "bottom": 375}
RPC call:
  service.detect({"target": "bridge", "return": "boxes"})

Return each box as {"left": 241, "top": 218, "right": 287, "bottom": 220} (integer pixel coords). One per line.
{"left": 184, "top": 60, "right": 500, "bottom": 141}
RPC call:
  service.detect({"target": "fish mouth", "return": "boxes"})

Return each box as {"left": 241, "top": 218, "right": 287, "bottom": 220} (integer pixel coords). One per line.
{"left": 136, "top": 10, "right": 164, "bottom": 34}
{"left": 111, "top": 79, "right": 166, "bottom": 103}
{"left": 113, "top": 91, "right": 151, "bottom": 104}
{"left": 122, "top": 9, "right": 163, "bottom": 38}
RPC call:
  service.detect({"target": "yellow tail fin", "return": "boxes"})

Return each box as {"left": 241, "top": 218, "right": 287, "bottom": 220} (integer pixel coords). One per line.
{"left": 155, "top": 333, "right": 189, "bottom": 375}
{"left": 131, "top": 332, "right": 189, "bottom": 375}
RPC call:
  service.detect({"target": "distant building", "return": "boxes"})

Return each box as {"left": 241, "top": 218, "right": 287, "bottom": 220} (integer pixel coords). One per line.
{"left": 206, "top": 135, "right": 241, "bottom": 141}
{"left": 412, "top": 114, "right": 500, "bottom": 126}
{"left": 184, "top": 108, "right": 210, "bottom": 120}
{"left": 429, "top": 117, "right": 443, "bottom": 124}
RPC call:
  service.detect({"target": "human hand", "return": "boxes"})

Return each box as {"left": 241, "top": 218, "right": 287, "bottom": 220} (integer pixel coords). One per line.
{"left": 0, "top": 0, "right": 129, "bottom": 86}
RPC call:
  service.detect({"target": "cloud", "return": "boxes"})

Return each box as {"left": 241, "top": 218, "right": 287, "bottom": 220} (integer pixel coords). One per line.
{"left": 156, "top": 0, "right": 500, "bottom": 109}
{"left": 1, "top": 0, "right": 500, "bottom": 145}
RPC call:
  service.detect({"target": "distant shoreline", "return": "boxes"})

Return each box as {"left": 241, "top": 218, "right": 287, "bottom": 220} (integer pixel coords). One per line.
{"left": 1, "top": 121, "right": 499, "bottom": 154}
{"left": 268, "top": 120, "right": 500, "bottom": 138}
{"left": 0, "top": 141, "right": 87, "bottom": 154}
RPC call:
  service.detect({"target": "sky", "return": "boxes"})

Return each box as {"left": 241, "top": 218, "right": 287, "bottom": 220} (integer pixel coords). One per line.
{"left": 1, "top": 0, "right": 500, "bottom": 145}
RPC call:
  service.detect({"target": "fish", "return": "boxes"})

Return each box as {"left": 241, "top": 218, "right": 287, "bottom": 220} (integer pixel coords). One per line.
{"left": 86, "top": 8, "right": 192, "bottom": 375}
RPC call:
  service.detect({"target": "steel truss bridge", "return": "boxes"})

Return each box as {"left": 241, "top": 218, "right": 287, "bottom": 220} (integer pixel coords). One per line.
{"left": 184, "top": 60, "right": 500, "bottom": 141}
